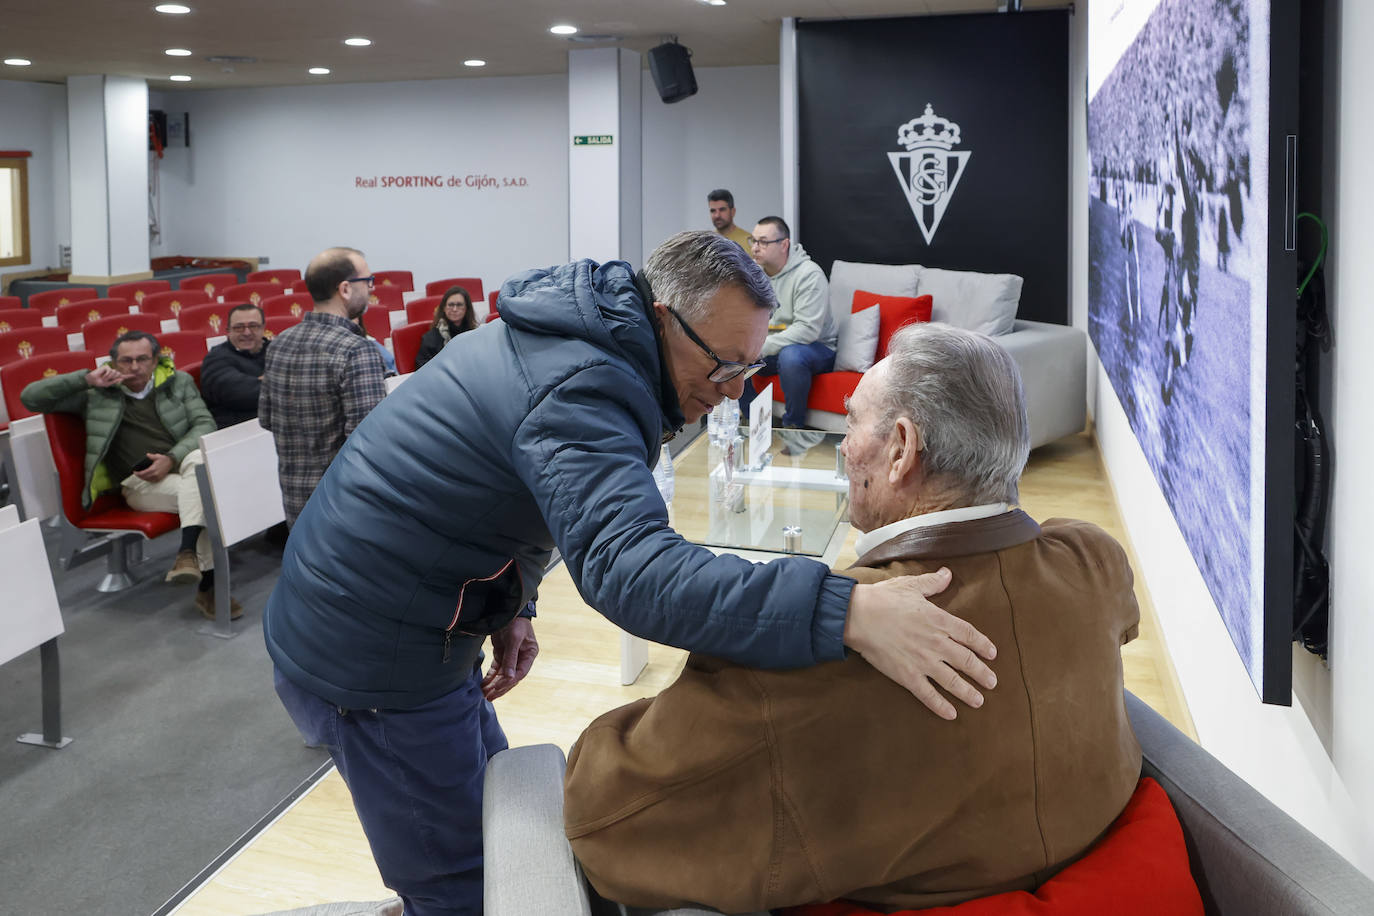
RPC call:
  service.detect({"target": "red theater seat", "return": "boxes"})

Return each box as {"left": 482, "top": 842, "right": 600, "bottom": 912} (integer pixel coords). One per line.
{"left": 264, "top": 315, "right": 302, "bottom": 339}
{"left": 361, "top": 307, "right": 393, "bottom": 342}
{"left": 1, "top": 351, "right": 99, "bottom": 421}
{"left": 247, "top": 268, "right": 302, "bottom": 286}
{"left": 374, "top": 270, "right": 414, "bottom": 293}
{"left": 55, "top": 299, "right": 131, "bottom": 332}
{"left": 81, "top": 313, "right": 163, "bottom": 355}
{"left": 405, "top": 296, "right": 442, "bottom": 326}
{"left": 182, "top": 361, "right": 203, "bottom": 389}
{"left": 139, "top": 289, "right": 210, "bottom": 320}
{"left": 0, "top": 309, "right": 44, "bottom": 333}
{"left": 154, "top": 332, "right": 208, "bottom": 368}
{"left": 0, "top": 295, "right": 20, "bottom": 310}
{"left": 175, "top": 303, "right": 233, "bottom": 336}
{"left": 425, "top": 277, "right": 484, "bottom": 302}
{"left": 0, "top": 328, "right": 75, "bottom": 366}
{"left": 391, "top": 322, "right": 429, "bottom": 375}
{"left": 185, "top": 272, "right": 239, "bottom": 300}
{"left": 220, "top": 283, "right": 279, "bottom": 308}
{"left": 28, "top": 287, "right": 97, "bottom": 317}
{"left": 262, "top": 293, "right": 313, "bottom": 319}
{"left": 108, "top": 280, "right": 172, "bottom": 308}
{"left": 368, "top": 286, "right": 404, "bottom": 311}
{"left": 486, "top": 290, "right": 501, "bottom": 322}
{"left": 290, "top": 279, "right": 310, "bottom": 294}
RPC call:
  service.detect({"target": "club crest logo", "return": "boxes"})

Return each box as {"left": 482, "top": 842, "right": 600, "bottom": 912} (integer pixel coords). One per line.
{"left": 208, "top": 313, "right": 222, "bottom": 332}
{"left": 888, "top": 104, "right": 970, "bottom": 244}
{"left": 0, "top": 321, "right": 9, "bottom": 333}
{"left": 18, "top": 339, "right": 34, "bottom": 358}
{"left": 291, "top": 303, "right": 303, "bottom": 316}
{"left": 170, "top": 300, "right": 182, "bottom": 314}
{"left": 134, "top": 290, "right": 146, "bottom": 303}
{"left": 43, "top": 367, "right": 58, "bottom": 377}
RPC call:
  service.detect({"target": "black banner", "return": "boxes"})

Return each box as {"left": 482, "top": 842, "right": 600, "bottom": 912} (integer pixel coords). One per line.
{"left": 797, "top": 11, "right": 1070, "bottom": 324}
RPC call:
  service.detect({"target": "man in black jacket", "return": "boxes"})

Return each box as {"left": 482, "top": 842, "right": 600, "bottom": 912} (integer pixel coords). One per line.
{"left": 200, "top": 303, "right": 269, "bottom": 428}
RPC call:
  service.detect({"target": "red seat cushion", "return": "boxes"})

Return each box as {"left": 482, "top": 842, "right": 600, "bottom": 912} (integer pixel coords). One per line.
{"left": 80, "top": 506, "right": 180, "bottom": 539}
{"left": 852, "top": 290, "right": 933, "bottom": 359}
{"left": 753, "top": 370, "right": 862, "bottom": 415}
{"left": 781, "top": 778, "right": 1202, "bottom": 916}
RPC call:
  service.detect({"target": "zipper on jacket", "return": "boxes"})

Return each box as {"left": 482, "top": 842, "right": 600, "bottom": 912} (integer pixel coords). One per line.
{"left": 443, "top": 558, "right": 516, "bottom": 662}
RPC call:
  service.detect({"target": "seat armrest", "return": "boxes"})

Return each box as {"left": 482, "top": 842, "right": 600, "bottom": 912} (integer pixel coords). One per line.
{"left": 998, "top": 320, "right": 1087, "bottom": 449}
{"left": 1126, "top": 692, "right": 1374, "bottom": 915}
{"left": 483, "top": 744, "right": 594, "bottom": 916}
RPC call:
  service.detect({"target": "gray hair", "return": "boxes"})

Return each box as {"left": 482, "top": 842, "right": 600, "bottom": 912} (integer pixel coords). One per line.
{"left": 642, "top": 230, "right": 775, "bottom": 323}
{"left": 878, "top": 322, "right": 1030, "bottom": 503}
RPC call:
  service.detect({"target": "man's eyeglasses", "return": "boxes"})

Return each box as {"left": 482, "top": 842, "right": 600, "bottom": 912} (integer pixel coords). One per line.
{"left": 114, "top": 354, "right": 155, "bottom": 367}
{"left": 747, "top": 236, "right": 785, "bottom": 248}
{"left": 229, "top": 322, "right": 264, "bottom": 333}
{"left": 664, "top": 306, "right": 766, "bottom": 384}
{"left": 347, "top": 275, "right": 376, "bottom": 287}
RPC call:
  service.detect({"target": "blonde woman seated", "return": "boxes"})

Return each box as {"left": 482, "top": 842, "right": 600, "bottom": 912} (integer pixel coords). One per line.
{"left": 414, "top": 284, "right": 478, "bottom": 370}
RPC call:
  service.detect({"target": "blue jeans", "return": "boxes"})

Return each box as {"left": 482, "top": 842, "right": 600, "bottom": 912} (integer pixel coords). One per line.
{"left": 738, "top": 340, "right": 836, "bottom": 428}
{"left": 274, "top": 665, "right": 508, "bottom": 916}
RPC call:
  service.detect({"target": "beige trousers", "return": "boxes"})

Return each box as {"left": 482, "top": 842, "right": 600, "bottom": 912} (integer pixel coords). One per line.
{"left": 121, "top": 447, "right": 213, "bottom": 571}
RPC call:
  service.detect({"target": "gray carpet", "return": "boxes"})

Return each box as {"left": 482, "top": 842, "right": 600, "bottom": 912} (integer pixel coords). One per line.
{"left": 0, "top": 522, "right": 329, "bottom": 915}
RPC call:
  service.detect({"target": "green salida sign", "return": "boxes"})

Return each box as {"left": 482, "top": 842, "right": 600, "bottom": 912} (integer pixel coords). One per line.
{"left": 573, "top": 135, "right": 614, "bottom": 146}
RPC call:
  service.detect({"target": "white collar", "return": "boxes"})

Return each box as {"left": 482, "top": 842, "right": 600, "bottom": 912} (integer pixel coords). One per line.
{"left": 854, "top": 503, "right": 1012, "bottom": 559}
{"left": 123, "top": 382, "right": 154, "bottom": 400}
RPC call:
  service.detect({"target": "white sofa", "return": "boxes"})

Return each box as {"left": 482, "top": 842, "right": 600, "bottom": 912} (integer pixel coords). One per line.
{"left": 760, "top": 260, "right": 1087, "bottom": 451}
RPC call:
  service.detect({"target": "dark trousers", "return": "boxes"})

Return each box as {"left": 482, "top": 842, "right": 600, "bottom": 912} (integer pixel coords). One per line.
{"left": 274, "top": 665, "right": 508, "bottom": 916}
{"left": 738, "top": 340, "right": 836, "bottom": 428}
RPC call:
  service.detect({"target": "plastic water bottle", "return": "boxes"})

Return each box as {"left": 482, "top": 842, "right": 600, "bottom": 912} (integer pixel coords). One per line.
{"left": 652, "top": 443, "right": 674, "bottom": 507}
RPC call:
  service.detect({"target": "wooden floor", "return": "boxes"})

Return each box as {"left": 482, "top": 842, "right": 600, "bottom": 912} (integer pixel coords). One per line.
{"left": 171, "top": 431, "right": 1194, "bottom": 915}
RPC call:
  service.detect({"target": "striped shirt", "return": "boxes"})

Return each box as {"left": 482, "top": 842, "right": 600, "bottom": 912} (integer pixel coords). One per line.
{"left": 259, "top": 311, "right": 387, "bottom": 525}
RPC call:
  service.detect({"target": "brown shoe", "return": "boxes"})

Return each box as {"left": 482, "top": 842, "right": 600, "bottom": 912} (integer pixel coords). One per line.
{"left": 195, "top": 590, "right": 244, "bottom": 621}
{"left": 166, "top": 550, "right": 202, "bottom": 585}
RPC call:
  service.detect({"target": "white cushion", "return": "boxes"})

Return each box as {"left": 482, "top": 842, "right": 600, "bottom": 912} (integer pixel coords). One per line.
{"left": 833, "top": 304, "right": 881, "bottom": 372}
{"left": 828, "top": 260, "right": 922, "bottom": 331}
{"left": 916, "top": 267, "right": 1023, "bottom": 337}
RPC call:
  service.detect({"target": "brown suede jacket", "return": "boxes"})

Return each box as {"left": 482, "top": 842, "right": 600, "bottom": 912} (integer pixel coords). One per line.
{"left": 563, "top": 511, "right": 1142, "bottom": 913}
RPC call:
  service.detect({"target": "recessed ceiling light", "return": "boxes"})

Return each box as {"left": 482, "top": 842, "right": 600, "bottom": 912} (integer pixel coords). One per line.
{"left": 343, "top": 37, "right": 372, "bottom": 47}
{"left": 699, "top": 0, "right": 727, "bottom": 5}
{"left": 4, "top": 58, "right": 32, "bottom": 67}
{"left": 308, "top": 67, "right": 330, "bottom": 75}
{"left": 549, "top": 24, "right": 578, "bottom": 35}
{"left": 169, "top": 74, "right": 192, "bottom": 82}
{"left": 463, "top": 59, "right": 486, "bottom": 67}
{"left": 154, "top": 4, "right": 192, "bottom": 13}
{"left": 165, "top": 48, "right": 192, "bottom": 57}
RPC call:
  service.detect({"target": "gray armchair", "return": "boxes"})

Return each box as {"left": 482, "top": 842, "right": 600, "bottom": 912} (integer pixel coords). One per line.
{"left": 483, "top": 691, "right": 1374, "bottom": 916}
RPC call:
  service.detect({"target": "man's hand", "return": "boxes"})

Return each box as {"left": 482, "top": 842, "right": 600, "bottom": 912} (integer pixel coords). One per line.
{"left": 86, "top": 364, "right": 130, "bottom": 388}
{"left": 844, "top": 568, "right": 997, "bottom": 721}
{"left": 481, "top": 616, "right": 539, "bottom": 702}
{"left": 133, "top": 453, "right": 173, "bottom": 483}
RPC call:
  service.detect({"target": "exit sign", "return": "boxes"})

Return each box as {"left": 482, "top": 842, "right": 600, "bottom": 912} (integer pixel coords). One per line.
{"left": 573, "top": 135, "right": 614, "bottom": 146}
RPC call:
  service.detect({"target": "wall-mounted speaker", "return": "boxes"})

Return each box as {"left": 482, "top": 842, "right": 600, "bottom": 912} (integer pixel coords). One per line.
{"left": 648, "top": 42, "right": 697, "bottom": 104}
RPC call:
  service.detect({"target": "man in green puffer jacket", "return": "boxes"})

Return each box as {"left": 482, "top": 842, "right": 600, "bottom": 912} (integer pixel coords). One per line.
{"left": 21, "top": 329, "right": 240, "bottom": 619}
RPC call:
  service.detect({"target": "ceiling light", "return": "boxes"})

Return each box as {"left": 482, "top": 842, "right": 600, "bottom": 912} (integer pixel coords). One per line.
{"left": 699, "top": 0, "right": 727, "bottom": 5}
{"left": 549, "top": 24, "right": 578, "bottom": 35}
{"left": 154, "top": 4, "right": 192, "bottom": 13}
{"left": 463, "top": 59, "right": 486, "bottom": 67}
{"left": 308, "top": 67, "right": 330, "bottom": 75}
{"left": 169, "top": 74, "right": 192, "bottom": 82}
{"left": 343, "top": 37, "right": 373, "bottom": 47}
{"left": 165, "top": 48, "right": 192, "bottom": 57}
{"left": 4, "top": 58, "right": 32, "bottom": 67}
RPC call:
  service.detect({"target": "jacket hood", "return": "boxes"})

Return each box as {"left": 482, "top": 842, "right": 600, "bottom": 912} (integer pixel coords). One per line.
{"left": 151, "top": 356, "right": 177, "bottom": 388}
{"left": 497, "top": 259, "right": 684, "bottom": 435}
{"left": 774, "top": 241, "right": 815, "bottom": 280}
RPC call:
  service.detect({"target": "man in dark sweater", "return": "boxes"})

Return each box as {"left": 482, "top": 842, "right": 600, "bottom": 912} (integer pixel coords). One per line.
{"left": 200, "top": 303, "right": 269, "bottom": 428}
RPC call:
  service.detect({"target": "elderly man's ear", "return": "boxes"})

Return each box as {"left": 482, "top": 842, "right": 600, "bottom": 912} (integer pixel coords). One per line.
{"left": 888, "top": 417, "right": 924, "bottom": 485}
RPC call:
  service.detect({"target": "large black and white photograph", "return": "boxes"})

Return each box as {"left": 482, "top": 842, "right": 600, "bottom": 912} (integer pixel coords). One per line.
{"left": 1088, "top": 0, "right": 1269, "bottom": 686}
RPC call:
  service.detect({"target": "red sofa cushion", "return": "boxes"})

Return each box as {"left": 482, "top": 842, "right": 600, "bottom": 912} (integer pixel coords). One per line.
{"left": 780, "top": 777, "right": 1202, "bottom": 916}
{"left": 753, "top": 370, "right": 862, "bottom": 414}
{"left": 852, "top": 290, "right": 933, "bottom": 359}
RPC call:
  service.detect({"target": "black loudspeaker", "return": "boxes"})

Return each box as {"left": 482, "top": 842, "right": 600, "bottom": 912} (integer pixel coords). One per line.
{"left": 648, "top": 42, "right": 697, "bottom": 104}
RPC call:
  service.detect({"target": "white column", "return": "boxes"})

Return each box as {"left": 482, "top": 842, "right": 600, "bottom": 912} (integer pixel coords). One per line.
{"left": 779, "top": 18, "right": 800, "bottom": 237}
{"left": 67, "top": 75, "right": 151, "bottom": 283}
{"left": 568, "top": 48, "right": 642, "bottom": 266}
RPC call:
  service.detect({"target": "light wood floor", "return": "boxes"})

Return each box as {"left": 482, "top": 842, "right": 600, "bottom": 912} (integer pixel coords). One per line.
{"left": 172, "top": 431, "right": 1194, "bottom": 915}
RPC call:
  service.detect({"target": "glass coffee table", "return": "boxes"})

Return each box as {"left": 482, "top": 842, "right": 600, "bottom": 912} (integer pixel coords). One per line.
{"left": 619, "top": 427, "right": 852, "bottom": 683}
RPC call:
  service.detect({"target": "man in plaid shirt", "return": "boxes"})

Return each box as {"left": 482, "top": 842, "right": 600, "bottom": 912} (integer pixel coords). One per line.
{"left": 259, "top": 247, "right": 387, "bottom": 526}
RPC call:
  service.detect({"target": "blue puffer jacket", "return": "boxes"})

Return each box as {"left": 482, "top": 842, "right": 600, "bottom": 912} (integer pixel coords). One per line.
{"left": 264, "top": 259, "right": 856, "bottom": 709}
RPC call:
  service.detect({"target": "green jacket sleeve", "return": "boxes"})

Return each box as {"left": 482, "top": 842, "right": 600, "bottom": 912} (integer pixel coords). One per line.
{"left": 166, "top": 373, "right": 217, "bottom": 468}
{"left": 19, "top": 369, "right": 91, "bottom": 415}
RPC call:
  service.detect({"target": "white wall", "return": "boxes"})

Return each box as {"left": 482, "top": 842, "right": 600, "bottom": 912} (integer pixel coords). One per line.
{"left": 1074, "top": 2, "right": 1374, "bottom": 875}
{"left": 152, "top": 75, "right": 571, "bottom": 300}
{"left": 640, "top": 65, "right": 781, "bottom": 255}
{"left": 0, "top": 78, "right": 69, "bottom": 275}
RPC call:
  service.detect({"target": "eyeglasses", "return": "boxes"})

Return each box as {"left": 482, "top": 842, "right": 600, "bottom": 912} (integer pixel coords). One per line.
{"left": 347, "top": 275, "right": 376, "bottom": 287}
{"left": 747, "top": 236, "right": 785, "bottom": 248}
{"left": 114, "top": 354, "right": 155, "bottom": 366}
{"left": 229, "top": 322, "right": 264, "bottom": 332}
{"left": 663, "top": 306, "right": 766, "bottom": 384}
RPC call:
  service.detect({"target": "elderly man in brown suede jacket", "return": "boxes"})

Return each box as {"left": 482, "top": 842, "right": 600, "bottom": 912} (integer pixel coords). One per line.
{"left": 563, "top": 322, "right": 1143, "bottom": 914}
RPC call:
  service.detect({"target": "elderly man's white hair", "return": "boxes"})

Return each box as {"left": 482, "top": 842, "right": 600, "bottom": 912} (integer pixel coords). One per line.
{"left": 878, "top": 322, "right": 1030, "bottom": 504}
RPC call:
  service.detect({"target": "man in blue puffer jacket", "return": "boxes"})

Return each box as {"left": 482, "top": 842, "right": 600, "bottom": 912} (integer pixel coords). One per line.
{"left": 265, "top": 231, "right": 998, "bottom": 916}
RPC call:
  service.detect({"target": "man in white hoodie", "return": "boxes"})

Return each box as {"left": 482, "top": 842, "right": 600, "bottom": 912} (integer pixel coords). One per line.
{"left": 738, "top": 216, "right": 839, "bottom": 427}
